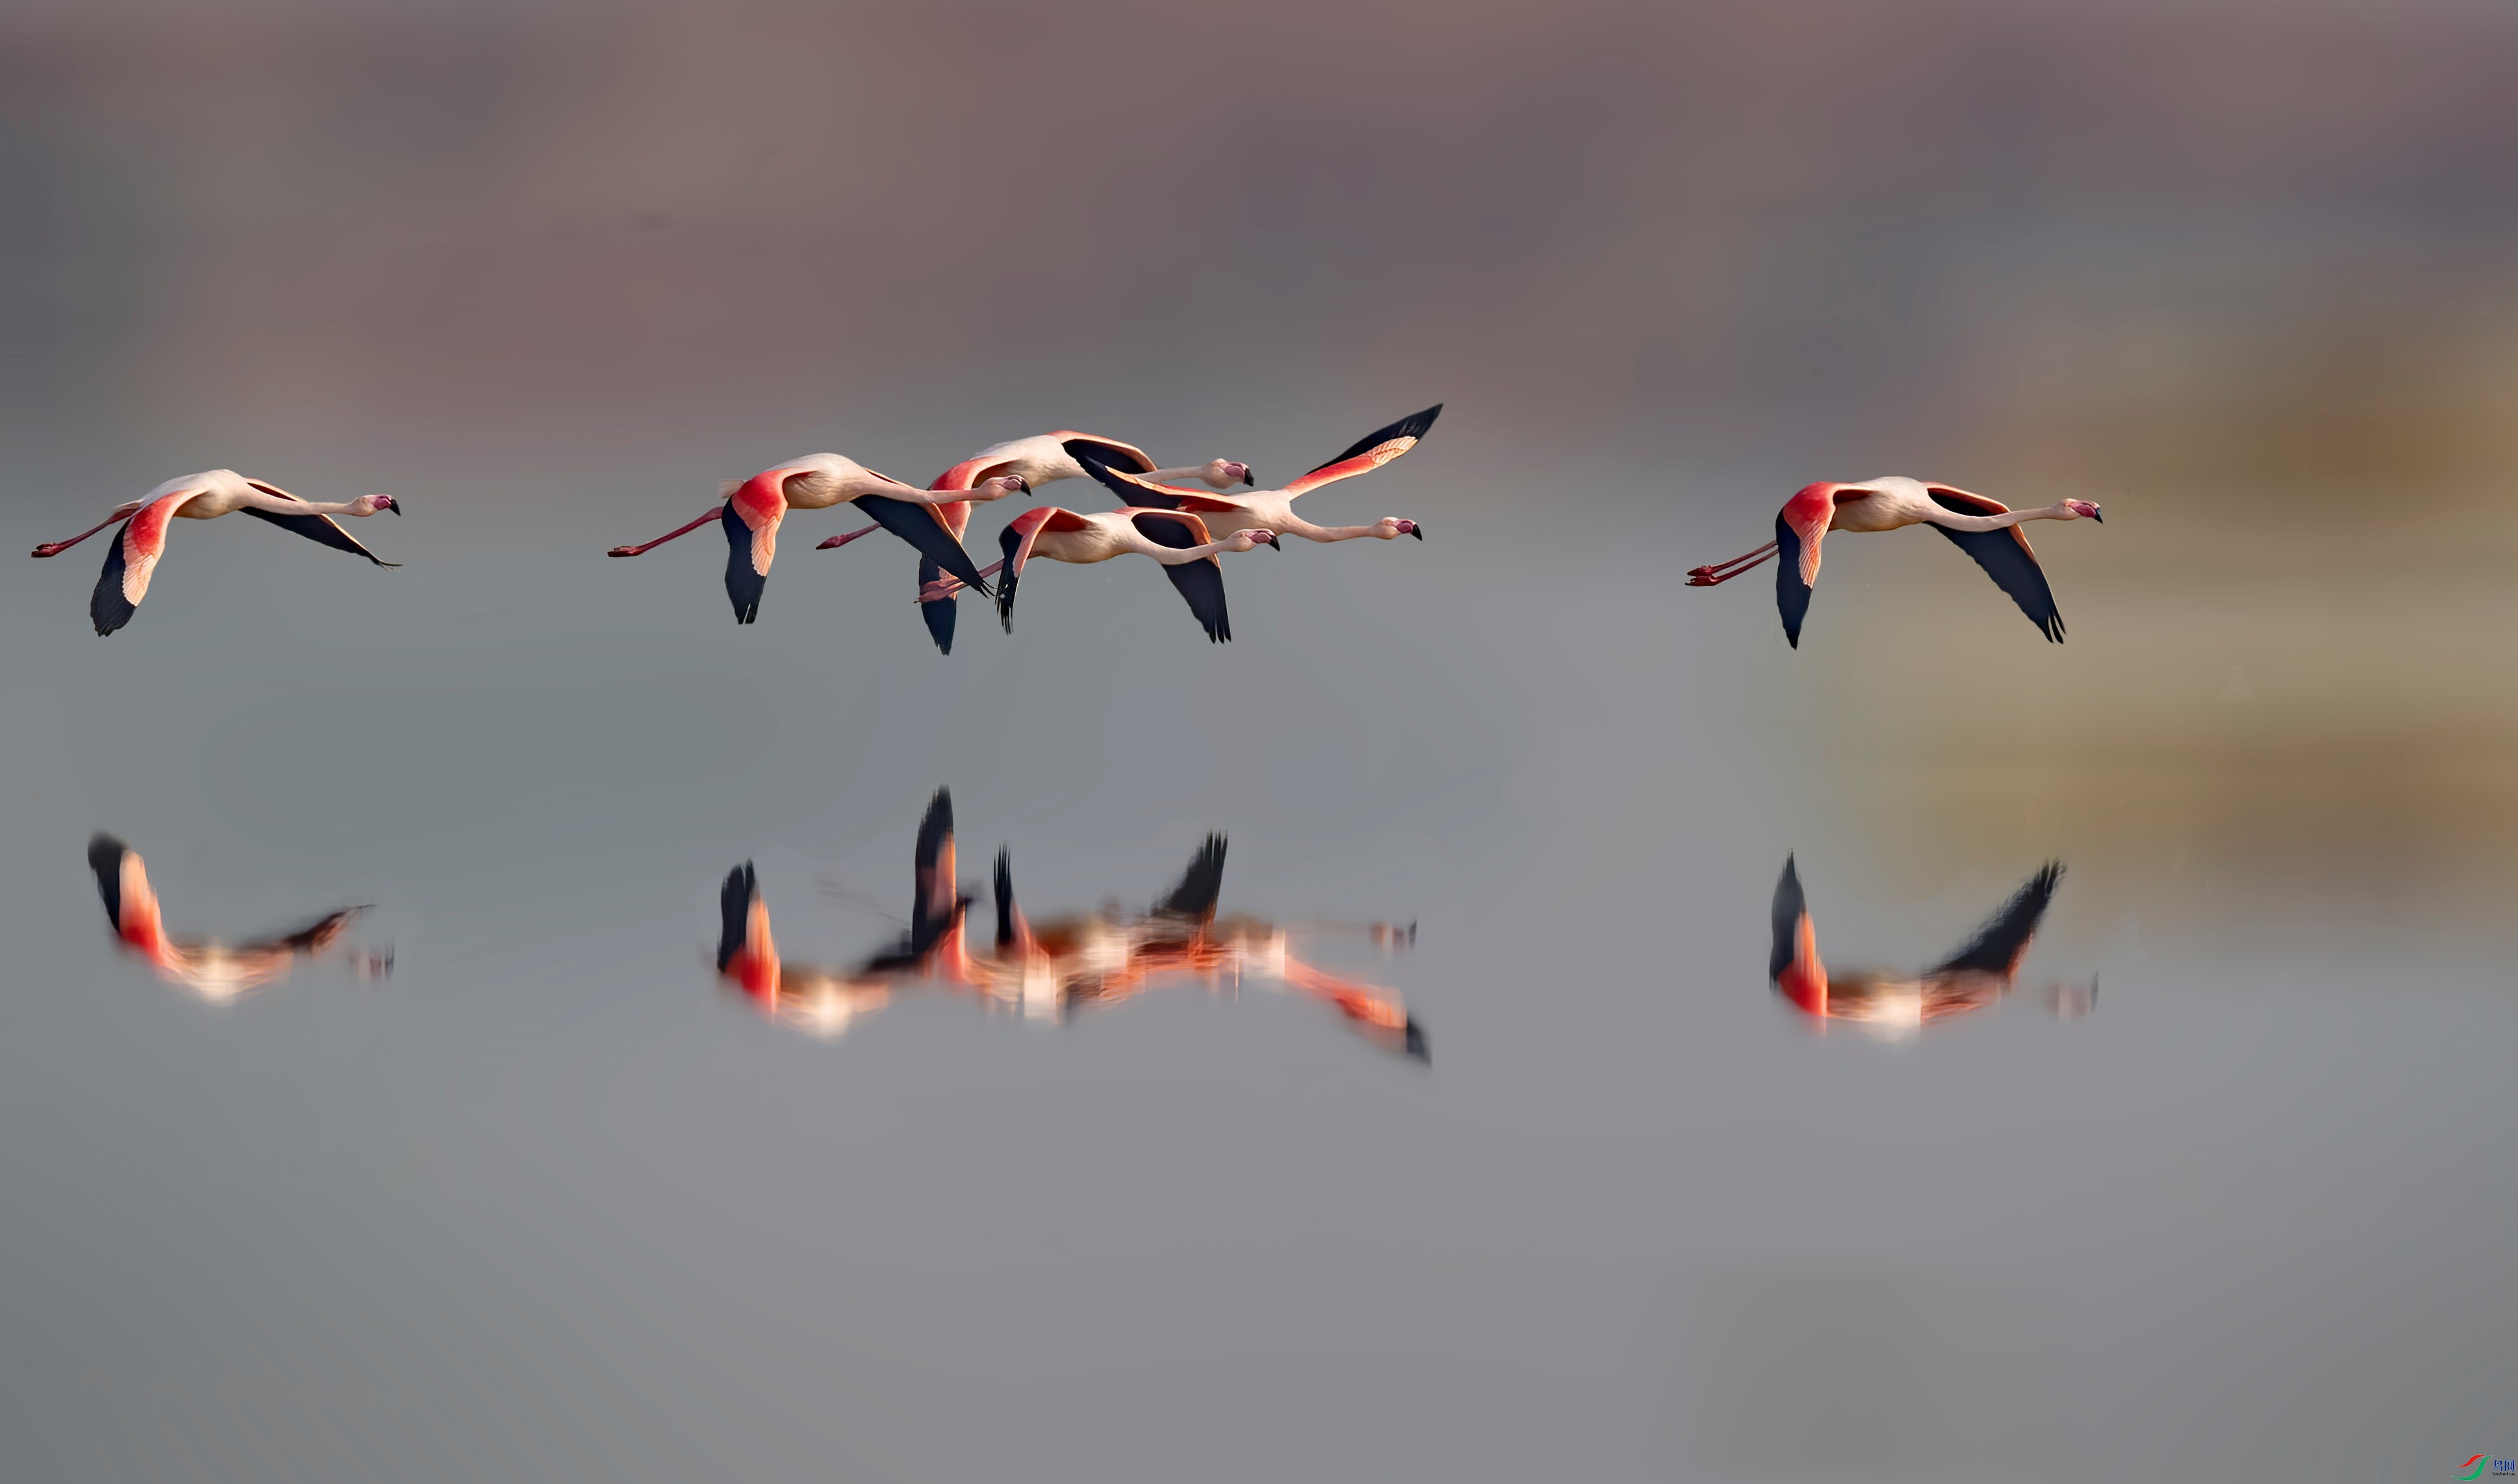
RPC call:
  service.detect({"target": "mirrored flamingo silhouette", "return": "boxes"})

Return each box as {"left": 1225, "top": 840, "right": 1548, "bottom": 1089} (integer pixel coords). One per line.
{"left": 1768, "top": 856, "right": 2091, "bottom": 1037}
{"left": 84, "top": 834, "right": 392, "bottom": 1003}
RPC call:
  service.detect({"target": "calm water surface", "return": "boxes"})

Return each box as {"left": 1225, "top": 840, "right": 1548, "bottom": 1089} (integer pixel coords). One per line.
{"left": 2, "top": 507, "right": 2511, "bottom": 1483}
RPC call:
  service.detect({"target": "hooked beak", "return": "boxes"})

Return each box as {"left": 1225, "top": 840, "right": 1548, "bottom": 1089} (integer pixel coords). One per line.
{"left": 2088, "top": 505, "right": 2102, "bottom": 523}
{"left": 386, "top": 499, "right": 402, "bottom": 515}
{"left": 1407, "top": 522, "right": 1423, "bottom": 540}
{"left": 1242, "top": 468, "right": 1256, "bottom": 486}
{"left": 1265, "top": 534, "right": 1281, "bottom": 550}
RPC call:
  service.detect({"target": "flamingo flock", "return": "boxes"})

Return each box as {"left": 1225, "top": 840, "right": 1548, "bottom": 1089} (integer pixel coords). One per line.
{"left": 26, "top": 404, "right": 2112, "bottom": 655}
{"left": 598, "top": 409, "right": 1439, "bottom": 644}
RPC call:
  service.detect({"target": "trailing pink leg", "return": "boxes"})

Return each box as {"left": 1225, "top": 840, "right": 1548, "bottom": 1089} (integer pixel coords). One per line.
{"left": 918, "top": 560, "right": 1004, "bottom": 604}
{"left": 31, "top": 509, "right": 136, "bottom": 559}
{"left": 815, "top": 523, "right": 882, "bottom": 551}
{"left": 607, "top": 507, "right": 724, "bottom": 558}
{"left": 1686, "top": 542, "right": 1778, "bottom": 586}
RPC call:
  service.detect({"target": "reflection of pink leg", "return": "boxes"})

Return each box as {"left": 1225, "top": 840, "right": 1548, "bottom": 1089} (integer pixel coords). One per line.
{"left": 1685, "top": 542, "right": 1778, "bottom": 586}
{"left": 918, "top": 560, "right": 1003, "bottom": 604}
{"left": 31, "top": 510, "right": 135, "bottom": 559}
{"left": 815, "top": 523, "right": 881, "bottom": 551}
{"left": 607, "top": 507, "right": 723, "bottom": 557}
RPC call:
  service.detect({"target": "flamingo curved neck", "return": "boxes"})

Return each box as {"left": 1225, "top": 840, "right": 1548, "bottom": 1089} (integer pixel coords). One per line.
{"left": 1139, "top": 534, "right": 1236, "bottom": 564}
{"left": 1279, "top": 514, "right": 1383, "bottom": 542}
{"left": 237, "top": 489, "right": 372, "bottom": 517}
{"left": 1919, "top": 503, "right": 2061, "bottom": 534}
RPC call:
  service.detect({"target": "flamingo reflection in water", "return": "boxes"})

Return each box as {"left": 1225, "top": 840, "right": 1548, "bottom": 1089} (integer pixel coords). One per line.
{"left": 1769, "top": 856, "right": 2091, "bottom": 1038}
{"left": 85, "top": 834, "right": 392, "bottom": 1003}
{"left": 714, "top": 788, "right": 983, "bottom": 1039}
{"left": 714, "top": 790, "right": 1424, "bottom": 1059}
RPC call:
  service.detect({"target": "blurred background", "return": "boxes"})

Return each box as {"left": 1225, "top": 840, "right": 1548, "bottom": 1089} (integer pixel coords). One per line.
{"left": 1, "top": 1, "right": 2513, "bottom": 1480}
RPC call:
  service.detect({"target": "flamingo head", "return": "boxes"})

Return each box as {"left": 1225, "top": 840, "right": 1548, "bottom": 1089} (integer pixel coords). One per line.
{"left": 1226, "top": 528, "right": 1281, "bottom": 552}
{"left": 1203, "top": 459, "right": 1257, "bottom": 488}
{"left": 357, "top": 494, "right": 401, "bottom": 516}
{"left": 2060, "top": 499, "right": 2101, "bottom": 523}
{"left": 977, "top": 474, "right": 1031, "bottom": 499}
{"left": 1380, "top": 517, "right": 1423, "bottom": 541}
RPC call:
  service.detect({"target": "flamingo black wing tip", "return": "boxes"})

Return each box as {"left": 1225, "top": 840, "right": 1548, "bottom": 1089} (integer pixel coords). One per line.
{"left": 1402, "top": 1018, "right": 1430, "bottom": 1064}
{"left": 717, "top": 861, "right": 759, "bottom": 972}
{"left": 88, "top": 834, "right": 129, "bottom": 925}
{"left": 1309, "top": 403, "right": 1446, "bottom": 473}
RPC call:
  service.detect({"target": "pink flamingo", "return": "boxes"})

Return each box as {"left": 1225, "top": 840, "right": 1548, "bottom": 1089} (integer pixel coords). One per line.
{"left": 1685, "top": 477, "right": 2102, "bottom": 648}
{"left": 956, "top": 506, "right": 1278, "bottom": 643}
{"left": 1069, "top": 406, "right": 1439, "bottom": 546}
{"left": 607, "top": 452, "right": 1020, "bottom": 623}
{"left": 30, "top": 470, "right": 401, "bottom": 635}
{"left": 815, "top": 432, "right": 1254, "bottom": 654}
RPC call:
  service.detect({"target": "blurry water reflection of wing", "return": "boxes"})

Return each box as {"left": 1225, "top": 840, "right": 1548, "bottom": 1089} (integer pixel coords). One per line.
{"left": 84, "top": 833, "right": 391, "bottom": 1003}
{"left": 712, "top": 795, "right": 1423, "bottom": 1059}
{"left": 1766, "top": 855, "right": 2087, "bottom": 1039}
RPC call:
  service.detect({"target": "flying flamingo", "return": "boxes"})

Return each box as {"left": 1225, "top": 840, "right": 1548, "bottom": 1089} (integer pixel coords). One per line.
{"left": 1685, "top": 477, "right": 2102, "bottom": 647}
{"left": 946, "top": 505, "right": 1278, "bottom": 642}
{"left": 29, "top": 470, "right": 401, "bottom": 635}
{"left": 606, "top": 453, "right": 1017, "bottom": 623}
{"left": 85, "top": 834, "right": 390, "bottom": 1002}
{"left": 1769, "top": 855, "right": 2087, "bottom": 1037}
{"left": 1069, "top": 406, "right": 1439, "bottom": 547}
{"left": 814, "top": 432, "right": 1255, "bottom": 655}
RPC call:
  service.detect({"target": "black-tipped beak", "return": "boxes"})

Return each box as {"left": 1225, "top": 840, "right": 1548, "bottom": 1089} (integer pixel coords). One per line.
{"left": 2088, "top": 507, "right": 2102, "bottom": 523}
{"left": 1242, "top": 469, "right": 1256, "bottom": 486}
{"left": 1265, "top": 534, "right": 1281, "bottom": 550}
{"left": 1407, "top": 522, "right": 1423, "bottom": 540}
{"left": 1402, "top": 1019, "right": 1429, "bottom": 1063}
{"left": 387, "top": 501, "right": 402, "bottom": 515}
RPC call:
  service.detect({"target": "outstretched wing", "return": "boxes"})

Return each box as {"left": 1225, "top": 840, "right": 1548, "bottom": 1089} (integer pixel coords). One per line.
{"left": 1283, "top": 405, "right": 1441, "bottom": 497}
{"left": 994, "top": 848, "right": 1031, "bottom": 952}
{"left": 1926, "top": 488, "right": 2063, "bottom": 643}
{"left": 1066, "top": 444, "right": 1225, "bottom": 511}
{"left": 91, "top": 489, "right": 201, "bottom": 636}
{"left": 909, "top": 786, "right": 957, "bottom": 959}
{"left": 720, "top": 501, "right": 770, "bottom": 623}
{"left": 88, "top": 834, "right": 133, "bottom": 934}
{"left": 236, "top": 907, "right": 363, "bottom": 957}
{"left": 1769, "top": 855, "right": 1828, "bottom": 1016}
{"left": 1771, "top": 484, "right": 1843, "bottom": 649}
{"left": 238, "top": 482, "right": 397, "bottom": 566}
{"left": 88, "top": 833, "right": 174, "bottom": 965}
{"left": 1050, "top": 433, "right": 1156, "bottom": 475}
{"left": 994, "top": 507, "right": 1094, "bottom": 631}
{"left": 1155, "top": 835, "right": 1228, "bottom": 922}
{"left": 1930, "top": 862, "right": 2063, "bottom": 979}
{"left": 1130, "top": 509, "right": 1231, "bottom": 643}
{"left": 716, "top": 861, "right": 779, "bottom": 1000}
{"left": 916, "top": 557, "right": 957, "bottom": 655}
{"left": 851, "top": 492, "right": 991, "bottom": 596}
